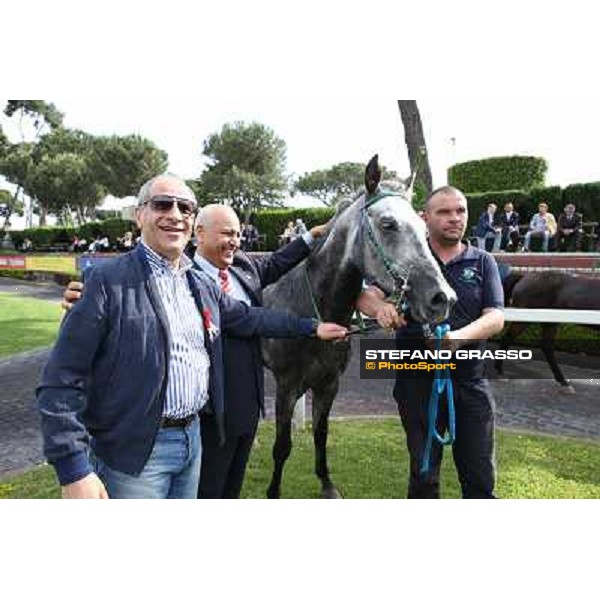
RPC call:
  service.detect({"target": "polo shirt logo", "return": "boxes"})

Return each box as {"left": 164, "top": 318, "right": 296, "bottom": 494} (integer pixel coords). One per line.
{"left": 460, "top": 267, "right": 478, "bottom": 285}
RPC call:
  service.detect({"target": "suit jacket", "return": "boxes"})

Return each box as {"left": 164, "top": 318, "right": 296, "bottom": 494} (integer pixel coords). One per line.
{"left": 557, "top": 212, "right": 583, "bottom": 233}
{"left": 38, "top": 244, "right": 315, "bottom": 485}
{"left": 195, "top": 236, "right": 311, "bottom": 437}
{"left": 474, "top": 211, "right": 501, "bottom": 237}
{"left": 498, "top": 211, "right": 520, "bottom": 230}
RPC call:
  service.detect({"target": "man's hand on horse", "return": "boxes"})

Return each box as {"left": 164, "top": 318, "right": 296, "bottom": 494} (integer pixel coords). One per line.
{"left": 375, "top": 302, "right": 406, "bottom": 331}
{"left": 316, "top": 323, "right": 349, "bottom": 340}
{"left": 61, "top": 280, "right": 83, "bottom": 311}
{"left": 309, "top": 219, "right": 333, "bottom": 239}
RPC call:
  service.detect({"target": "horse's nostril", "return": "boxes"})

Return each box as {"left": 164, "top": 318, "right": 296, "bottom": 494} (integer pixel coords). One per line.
{"left": 431, "top": 292, "right": 448, "bottom": 307}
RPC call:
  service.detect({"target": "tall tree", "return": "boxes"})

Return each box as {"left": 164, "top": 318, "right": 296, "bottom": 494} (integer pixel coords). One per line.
{"left": 397, "top": 100, "right": 433, "bottom": 196}
{"left": 295, "top": 161, "right": 397, "bottom": 206}
{"left": 1, "top": 100, "right": 64, "bottom": 226}
{"left": 198, "top": 121, "right": 288, "bottom": 222}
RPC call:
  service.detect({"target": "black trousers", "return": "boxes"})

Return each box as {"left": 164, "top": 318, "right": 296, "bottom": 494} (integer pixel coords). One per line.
{"left": 394, "top": 376, "right": 496, "bottom": 499}
{"left": 556, "top": 230, "right": 582, "bottom": 252}
{"left": 198, "top": 415, "right": 258, "bottom": 499}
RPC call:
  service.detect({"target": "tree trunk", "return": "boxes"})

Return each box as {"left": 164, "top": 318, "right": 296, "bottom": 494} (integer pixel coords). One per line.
{"left": 39, "top": 204, "right": 47, "bottom": 227}
{"left": 397, "top": 100, "right": 433, "bottom": 194}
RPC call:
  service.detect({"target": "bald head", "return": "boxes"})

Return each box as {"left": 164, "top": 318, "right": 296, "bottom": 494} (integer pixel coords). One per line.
{"left": 195, "top": 203, "right": 241, "bottom": 269}
{"left": 425, "top": 186, "right": 466, "bottom": 211}
{"left": 196, "top": 204, "right": 240, "bottom": 230}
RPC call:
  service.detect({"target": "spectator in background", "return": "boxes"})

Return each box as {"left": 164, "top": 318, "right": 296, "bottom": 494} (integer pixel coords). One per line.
{"left": 99, "top": 235, "right": 110, "bottom": 252}
{"left": 241, "top": 222, "right": 259, "bottom": 252}
{"left": 498, "top": 202, "right": 520, "bottom": 252}
{"left": 556, "top": 203, "right": 583, "bottom": 252}
{"left": 21, "top": 238, "right": 33, "bottom": 253}
{"left": 279, "top": 221, "right": 295, "bottom": 247}
{"left": 474, "top": 202, "right": 502, "bottom": 252}
{"left": 294, "top": 218, "right": 307, "bottom": 238}
{"left": 118, "top": 231, "right": 134, "bottom": 251}
{"left": 523, "top": 202, "right": 557, "bottom": 252}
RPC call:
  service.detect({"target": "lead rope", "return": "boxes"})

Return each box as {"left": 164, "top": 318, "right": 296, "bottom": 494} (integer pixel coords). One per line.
{"left": 420, "top": 323, "right": 456, "bottom": 475}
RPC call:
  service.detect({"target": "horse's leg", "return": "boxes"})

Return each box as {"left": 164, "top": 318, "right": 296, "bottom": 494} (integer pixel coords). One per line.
{"left": 540, "top": 323, "right": 573, "bottom": 390}
{"left": 495, "top": 322, "right": 529, "bottom": 377}
{"left": 266, "top": 386, "right": 298, "bottom": 499}
{"left": 312, "top": 377, "right": 342, "bottom": 499}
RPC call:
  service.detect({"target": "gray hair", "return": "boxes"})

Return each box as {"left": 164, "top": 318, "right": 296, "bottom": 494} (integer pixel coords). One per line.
{"left": 136, "top": 173, "right": 196, "bottom": 206}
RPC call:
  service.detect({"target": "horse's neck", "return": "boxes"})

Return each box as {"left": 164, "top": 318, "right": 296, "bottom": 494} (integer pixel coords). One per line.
{"left": 306, "top": 232, "right": 363, "bottom": 324}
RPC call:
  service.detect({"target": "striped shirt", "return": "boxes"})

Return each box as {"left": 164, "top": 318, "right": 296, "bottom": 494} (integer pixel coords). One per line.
{"left": 141, "top": 241, "right": 210, "bottom": 418}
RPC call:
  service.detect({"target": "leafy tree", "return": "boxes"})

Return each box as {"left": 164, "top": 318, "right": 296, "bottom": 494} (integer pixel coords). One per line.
{"left": 4, "top": 100, "right": 64, "bottom": 137}
{"left": 198, "top": 121, "right": 288, "bottom": 222}
{"left": 1, "top": 101, "right": 64, "bottom": 226}
{"left": 89, "top": 134, "right": 168, "bottom": 198}
{"left": 295, "top": 162, "right": 397, "bottom": 206}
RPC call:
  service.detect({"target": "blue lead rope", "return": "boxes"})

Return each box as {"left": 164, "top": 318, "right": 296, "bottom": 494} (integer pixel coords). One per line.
{"left": 420, "top": 324, "right": 456, "bottom": 475}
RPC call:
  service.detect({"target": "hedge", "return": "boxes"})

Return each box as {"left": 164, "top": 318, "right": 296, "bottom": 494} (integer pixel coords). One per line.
{"left": 7, "top": 218, "right": 136, "bottom": 249}
{"left": 251, "top": 207, "right": 335, "bottom": 250}
{"left": 562, "top": 182, "right": 600, "bottom": 223}
{"left": 448, "top": 156, "right": 547, "bottom": 193}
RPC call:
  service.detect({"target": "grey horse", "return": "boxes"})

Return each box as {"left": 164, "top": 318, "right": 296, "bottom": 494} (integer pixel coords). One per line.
{"left": 262, "top": 155, "right": 456, "bottom": 498}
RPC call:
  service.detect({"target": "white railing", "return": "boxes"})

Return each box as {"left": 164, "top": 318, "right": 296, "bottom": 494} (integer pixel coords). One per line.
{"left": 503, "top": 308, "right": 600, "bottom": 325}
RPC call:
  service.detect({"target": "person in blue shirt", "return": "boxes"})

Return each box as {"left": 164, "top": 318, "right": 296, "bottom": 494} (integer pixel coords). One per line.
{"left": 357, "top": 186, "right": 504, "bottom": 498}
{"left": 38, "top": 174, "right": 347, "bottom": 500}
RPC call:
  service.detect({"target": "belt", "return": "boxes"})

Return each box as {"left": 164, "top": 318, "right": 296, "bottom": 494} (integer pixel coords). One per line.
{"left": 160, "top": 414, "right": 197, "bottom": 428}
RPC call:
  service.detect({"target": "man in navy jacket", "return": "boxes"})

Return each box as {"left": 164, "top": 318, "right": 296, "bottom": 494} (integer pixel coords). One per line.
{"left": 473, "top": 202, "right": 502, "bottom": 252}
{"left": 39, "top": 175, "right": 347, "bottom": 499}
{"left": 193, "top": 205, "right": 327, "bottom": 498}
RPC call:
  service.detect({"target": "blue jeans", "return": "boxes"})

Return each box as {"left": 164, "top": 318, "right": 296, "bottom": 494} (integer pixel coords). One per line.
{"left": 90, "top": 416, "right": 201, "bottom": 499}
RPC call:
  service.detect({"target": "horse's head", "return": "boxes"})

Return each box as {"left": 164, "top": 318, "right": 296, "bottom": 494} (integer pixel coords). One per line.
{"left": 335, "top": 155, "right": 456, "bottom": 324}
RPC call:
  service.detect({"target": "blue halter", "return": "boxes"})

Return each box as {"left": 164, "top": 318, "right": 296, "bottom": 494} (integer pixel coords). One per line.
{"left": 420, "top": 323, "right": 456, "bottom": 475}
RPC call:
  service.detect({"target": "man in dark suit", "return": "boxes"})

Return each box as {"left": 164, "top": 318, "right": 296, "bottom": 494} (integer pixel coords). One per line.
{"left": 498, "top": 202, "right": 520, "bottom": 251}
{"left": 194, "top": 204, "right": 328, "bottom": 498}
{"left": 556, "top": 203, "right": 583, "bottom": 252}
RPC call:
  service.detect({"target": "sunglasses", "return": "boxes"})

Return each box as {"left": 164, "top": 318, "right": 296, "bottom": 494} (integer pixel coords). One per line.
{"left": 144, "top": 195, "right": 197, "bottom": 217}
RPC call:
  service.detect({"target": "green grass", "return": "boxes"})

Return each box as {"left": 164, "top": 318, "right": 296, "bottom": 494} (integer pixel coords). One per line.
{"left": 2, "top": 419, "right": 598, "bottom": 499}
{"left": 0, "top": 292, "right": 62, "bottom": 357}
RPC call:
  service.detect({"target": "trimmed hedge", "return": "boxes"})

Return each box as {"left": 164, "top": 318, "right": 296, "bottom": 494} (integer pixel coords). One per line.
{"left": 562, "top": 182, "right": 600, "bottom": 223}
{"left": 251, "top": 207, "right": 335, "bottom": 250}
{"left": 8, "top": 218, "right": 136, "bottom": 250}
{"left": 449, "top": 156, "right": 547, "bottom": 193}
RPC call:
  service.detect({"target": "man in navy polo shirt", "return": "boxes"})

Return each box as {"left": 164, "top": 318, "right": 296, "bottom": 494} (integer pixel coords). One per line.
{"left": 357, "top": 186, "right": 504, "bottom": 498}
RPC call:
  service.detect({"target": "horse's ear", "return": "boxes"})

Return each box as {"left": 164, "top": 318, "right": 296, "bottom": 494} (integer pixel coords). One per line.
{"left": 365, "top": 154, "right": 381, "bottom": 195}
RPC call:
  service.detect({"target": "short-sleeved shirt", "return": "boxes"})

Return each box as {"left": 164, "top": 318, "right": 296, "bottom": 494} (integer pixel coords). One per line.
{"left": 395, "top": 243, "right": 504, "bottom": 379}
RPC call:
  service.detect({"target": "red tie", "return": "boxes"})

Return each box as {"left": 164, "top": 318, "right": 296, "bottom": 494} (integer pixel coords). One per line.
{"left": 219, "top": 269, "right": 232, "bottom": 294}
